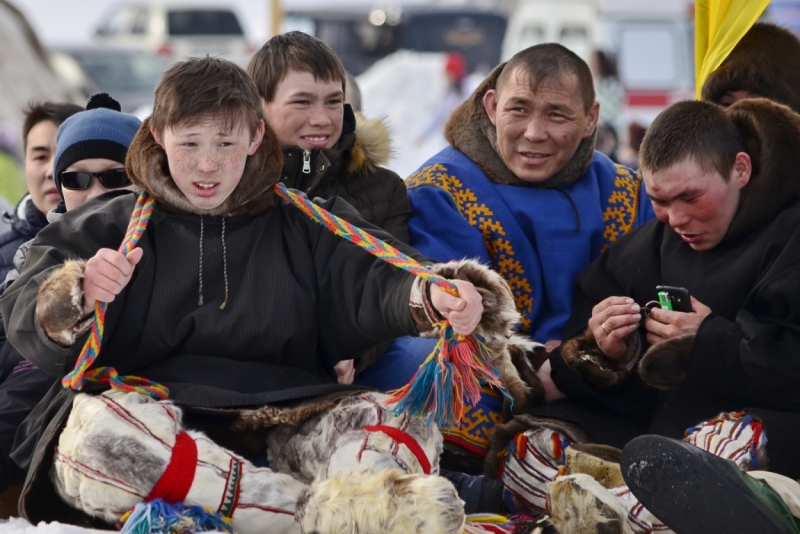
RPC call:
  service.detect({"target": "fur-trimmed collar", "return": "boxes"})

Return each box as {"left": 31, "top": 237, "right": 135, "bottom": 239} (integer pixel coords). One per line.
{"left": 724, "top": 98, "right": 800, "bottom": 241}
{"left": 346, "top": 112, "right": 394, "bottom": 175}
{"left": 444, "top": 62, "right": 596, "bottom": 188}
{"left": 125, "top": 117, "right": 284, "bottom": 217}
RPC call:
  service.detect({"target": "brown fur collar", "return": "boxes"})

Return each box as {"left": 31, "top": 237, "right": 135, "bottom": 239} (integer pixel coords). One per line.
{"left": 702, "top": 23, "right": 800, "bottom": 113}
{"left": 724, "top": 98, "right": 800, "bottom": 241}
{"left": 125, "top": 117, "right": 284, "bottom": 216}
{"left": 444, "top": 62, "right": 596, "bottom": 188}
{"left": 346, "top": 112, "right": 394, "bottom": 175}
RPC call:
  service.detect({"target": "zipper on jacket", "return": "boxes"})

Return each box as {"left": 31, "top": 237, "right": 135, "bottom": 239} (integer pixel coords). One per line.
{"left": 302, "top": 150, "right": 311, "bottom": 174}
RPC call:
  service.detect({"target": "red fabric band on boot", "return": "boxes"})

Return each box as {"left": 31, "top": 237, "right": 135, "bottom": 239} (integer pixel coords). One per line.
{"left": 364, "top": 425, "right": 432, "bottom": 474}
{"left": 146, "top": 431, "right": 198, "bottom": 503}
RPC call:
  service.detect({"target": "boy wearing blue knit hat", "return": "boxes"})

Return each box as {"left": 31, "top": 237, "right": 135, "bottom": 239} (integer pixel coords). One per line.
{"left": 0, "top": 93, "right": 139, "bottom": 514}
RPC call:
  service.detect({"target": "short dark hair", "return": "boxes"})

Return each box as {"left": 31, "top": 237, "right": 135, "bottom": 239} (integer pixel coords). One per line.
{"left": 151, "top": 56, "right": 262, "bottom": 137}
{"left": 22, "top": 102, "right": 83, "bottom": 151}
{"left": 497, "top": 43, "right": 595, "bottom": 113}
{"left": 247, "top": 31, "right": 347, "bottom": 104}
{"left": 639, "top": 100, "right": 745, "bottom": 181}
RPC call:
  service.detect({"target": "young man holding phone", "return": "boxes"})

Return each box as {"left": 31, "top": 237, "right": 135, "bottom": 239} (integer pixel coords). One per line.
{"left": 490, "top": 98, "right": 800, "bottom": 532}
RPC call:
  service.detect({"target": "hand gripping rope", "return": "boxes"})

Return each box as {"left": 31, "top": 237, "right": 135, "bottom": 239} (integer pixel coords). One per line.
{"left": 62, "top": 186, "right": 508, "bottom": 426}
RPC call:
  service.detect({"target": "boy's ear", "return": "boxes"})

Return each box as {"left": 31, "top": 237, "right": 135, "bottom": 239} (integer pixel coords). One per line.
{"left": 247, "top": 120, "right": 266, "bottom": 156}
{"left": 150, "top": 127, "right": 163, "bottom": 147}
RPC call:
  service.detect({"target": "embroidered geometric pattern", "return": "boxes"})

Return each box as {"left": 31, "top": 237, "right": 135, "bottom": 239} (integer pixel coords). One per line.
{"left": 440, "top": 387, "right": 505, "bottom": 456}
{"left": 218, "top": 457, "right": 242, "bottom": 517}
{"left": 407, "top": 164, "right": 535, "bottom": 332}
{"left": 601, "top": 165, "right": 643, "bottom": 250}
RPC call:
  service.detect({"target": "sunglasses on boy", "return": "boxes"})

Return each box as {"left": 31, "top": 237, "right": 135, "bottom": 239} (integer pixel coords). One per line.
{"left": 59, "top": 168, "right": 131, "bottom": 191}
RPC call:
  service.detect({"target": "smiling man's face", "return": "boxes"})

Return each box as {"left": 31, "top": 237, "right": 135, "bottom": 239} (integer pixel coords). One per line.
{"left": 262, "top": 70, "right": 344, "bottom": 151}
{"left": 483, "top": 67, "right": 599, "bottom": 183}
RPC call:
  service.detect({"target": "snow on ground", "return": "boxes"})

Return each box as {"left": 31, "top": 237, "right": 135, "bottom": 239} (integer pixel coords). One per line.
{"left": 358, "top": 50, "right": 483, "bottom": 179}
{"left": 0, "top": 518, "right": 106, "bottom": 534}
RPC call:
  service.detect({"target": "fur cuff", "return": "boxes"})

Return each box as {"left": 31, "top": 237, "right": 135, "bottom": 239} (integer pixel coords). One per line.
{"left": 409, "top": 276, "right": 444, "bottom": 336}
{"left": 428, "top": 260, "right": 535, "bottom": 411}
{"left": 637, "top": 334, "right": 694, "bottom": 390}
{"left": 506, "top": 334, "right": 547, "bottom": 409}
{"left": 36, "top": 260, "right": 88, "bottom": 347}
{"left": 560, "top": 328, "right": 640, "bottom": 389}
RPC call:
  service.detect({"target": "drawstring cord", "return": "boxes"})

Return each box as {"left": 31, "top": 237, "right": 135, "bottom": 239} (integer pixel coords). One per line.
{"left": 198, "top": 215, "right": 228, "bottom": 310}
{"left": 555, "top": 189, "right": 581, "bottom": 234}
{"left": 198, "top": 216, "right": 204, "bottom": 306}
{"left": 220, "top": 218, "right": 229, "bottom": 310}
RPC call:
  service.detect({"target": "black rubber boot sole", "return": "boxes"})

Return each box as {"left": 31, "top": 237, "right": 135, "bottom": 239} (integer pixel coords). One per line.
{"left": 621, "top": 435, "right": 795, "bottom": 534}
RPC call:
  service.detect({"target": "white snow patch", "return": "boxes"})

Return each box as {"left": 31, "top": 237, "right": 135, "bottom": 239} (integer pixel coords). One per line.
{"left": 358, "top": 50, "right": 483, "bottom": 179}
{"left": 0, "top": 518, "right": 107, "bottom": 534}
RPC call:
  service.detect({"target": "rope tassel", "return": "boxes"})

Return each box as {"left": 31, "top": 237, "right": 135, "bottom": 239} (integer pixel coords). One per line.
{"left": 275, "top": 184, "right": 508, "bottom": 426}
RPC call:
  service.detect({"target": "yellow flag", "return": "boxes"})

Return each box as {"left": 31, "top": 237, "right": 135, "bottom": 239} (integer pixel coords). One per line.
{"left": 695, "top": 0, "right": 771, "bottom": 99}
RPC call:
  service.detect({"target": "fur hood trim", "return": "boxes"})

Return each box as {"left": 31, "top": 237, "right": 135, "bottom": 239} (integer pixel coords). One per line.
{"left": 125, "top": 117, "right": 284, "bottom": 217}
{"left": 725, "top": 98, "right": 800, "bottom": 240}
{"left": 346, "top": 112, "right": 394, "bottom": 175}
{"left": 702, "top": 23, "right": 800, "bottom": 113}
{"left": 444, "top": 62, "right": 596, "bottom": 188}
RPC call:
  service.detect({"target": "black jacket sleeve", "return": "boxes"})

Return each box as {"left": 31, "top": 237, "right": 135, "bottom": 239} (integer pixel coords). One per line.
{"left": 0, "top": 192, "right": 133, "bottom": 378}
{"left": 686, "top": 220, "right": 800, "bottom": 412}
{"left": 293, "top": 195, "right": 428, "bottom": 368}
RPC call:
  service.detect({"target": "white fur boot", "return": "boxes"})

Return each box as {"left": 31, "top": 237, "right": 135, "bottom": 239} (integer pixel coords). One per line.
{"left": 53, "top": 391, "right": 305, "bottom": 534}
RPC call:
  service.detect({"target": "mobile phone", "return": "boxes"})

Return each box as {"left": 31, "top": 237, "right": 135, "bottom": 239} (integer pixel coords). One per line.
{"left": 655, "top": 286, "right": 692, "bottom": 312}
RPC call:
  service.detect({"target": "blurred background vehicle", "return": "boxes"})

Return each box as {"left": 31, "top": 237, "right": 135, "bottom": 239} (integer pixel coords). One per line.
{"left": 50, "top": 46, "right": 169, "bottom": 115}
{"left": 92, "top": 3, "right": 253, "bottom": 65}
{"left": 283, "top": 5, "right": 507, "bottom": 75}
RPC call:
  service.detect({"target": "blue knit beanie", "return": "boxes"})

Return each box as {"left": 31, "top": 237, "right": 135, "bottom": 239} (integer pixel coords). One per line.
{"left": 53, "top": 93, "right": 142, "bottom": 197}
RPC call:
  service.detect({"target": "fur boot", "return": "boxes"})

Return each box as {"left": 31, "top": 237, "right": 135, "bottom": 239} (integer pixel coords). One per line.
{"left": 637, "top": 334, "right": 694, "bottom": 390}
{"left": 53, "top": 391, "right": 305, "bottom": 534}
{"left": 684, "top": 411, "right": 769, "bottom": 471}
{"left": 296, "top": 467, "right": 464, "bottom": 534}
{"left": 564, "top": 444, "right": 625, "bottom": 489}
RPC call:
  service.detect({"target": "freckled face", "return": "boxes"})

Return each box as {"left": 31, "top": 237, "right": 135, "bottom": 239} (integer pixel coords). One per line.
{"left": 483, "top": 67, "right": 599, "bottom": 183}
{"left": 644, "top": 156, "right": 750, "bottom": 251}
{"left": 154, "top": 115, "right": 264, "bottom": 212}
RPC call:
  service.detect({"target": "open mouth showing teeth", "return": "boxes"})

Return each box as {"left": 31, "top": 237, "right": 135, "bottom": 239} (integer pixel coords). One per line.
{"left": 195, "top": 183, "right": 217, "bottom": 189}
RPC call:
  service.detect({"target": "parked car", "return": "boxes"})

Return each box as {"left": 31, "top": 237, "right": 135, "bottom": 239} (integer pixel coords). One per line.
{"left": 283, "top": 5, "right": 507, "bottom": 76}
{"left": 92, "top": 3, "right": 252, "bottom": 65}
{"left": 50, "top": 46, "right": 169, "bottom": 115}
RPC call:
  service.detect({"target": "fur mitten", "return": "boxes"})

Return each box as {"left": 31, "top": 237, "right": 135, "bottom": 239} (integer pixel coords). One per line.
{"left": 37, "top": 260, "right": 89, "bottom": 346}
{"left": 637, "top": 334, "right": 694, "bottom": 390}
{"left": 560, "top": 328, "right": 639, "bottom": 389}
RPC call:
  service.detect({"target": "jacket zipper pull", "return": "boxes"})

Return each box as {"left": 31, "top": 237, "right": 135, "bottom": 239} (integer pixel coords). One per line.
{"left": 302, "top": 150, "right": 311, "bottom": 174}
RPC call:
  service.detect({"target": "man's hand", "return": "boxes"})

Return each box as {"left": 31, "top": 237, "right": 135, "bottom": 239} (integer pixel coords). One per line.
{"left": 645, "top": 296, "right": 711, "bottom": 345}
{"left": 430, "top": 279, "right": 483, "bottom": 335}
{"left": 536, "top": 359, "right": 567, "bottom": 402}
{"left": 334, "top": 359, "right": 355, "bottom": 384}
{"left": 82, "top": 248, "right": 143, "bottom": 314}
{"left": 588, "top": 296, "right": 641, "bottom": 361}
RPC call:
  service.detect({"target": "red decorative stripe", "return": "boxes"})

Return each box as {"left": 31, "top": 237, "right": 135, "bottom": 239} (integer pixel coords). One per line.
{"left": 236, "top": 503, "right": 294, "bottom": 516}
{"left": 146, "top": 431, "right": 198, "bottom": 503}
{"left": 364, "top": 425, "right": 431, "bottom": 475}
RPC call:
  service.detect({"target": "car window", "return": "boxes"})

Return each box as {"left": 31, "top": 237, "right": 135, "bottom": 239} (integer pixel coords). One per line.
{"left": 69, "top": 51, "right": 167, "bottom": 93}
{"left": 167, "top": 10, "right": 244, "bottom": 36}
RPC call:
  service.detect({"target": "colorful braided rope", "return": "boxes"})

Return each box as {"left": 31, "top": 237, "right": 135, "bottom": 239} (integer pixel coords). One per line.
{"left": 62, "top": 192, "right": 169, "bottom": 400}
{"left": 275, "top": 183, "right": 506, "bottom": 426}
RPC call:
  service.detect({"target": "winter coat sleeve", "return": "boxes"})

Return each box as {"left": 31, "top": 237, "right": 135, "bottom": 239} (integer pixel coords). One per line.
{"left": 0, "top": 193, "right": 133, "bottom": 378}
{"left": 685, "top": 220, "right": 800, "bottom": 412}
{"left": 407, "top": 185, "right": 493, "bottom": 265}
{"left": 294, "top": 195, "right": 430, "bottom": 368}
